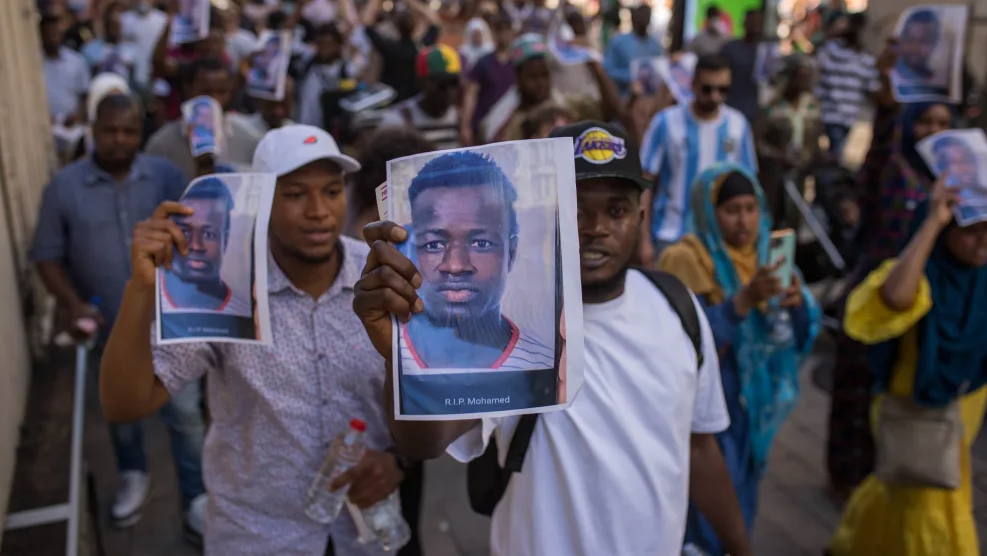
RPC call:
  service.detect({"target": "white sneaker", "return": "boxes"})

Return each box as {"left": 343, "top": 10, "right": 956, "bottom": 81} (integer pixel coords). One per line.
{"left": 183, "top": 494, "right": 207, "bottom": 546}
{"left": 111, "top": 471, "right": 150, "bottom": 528}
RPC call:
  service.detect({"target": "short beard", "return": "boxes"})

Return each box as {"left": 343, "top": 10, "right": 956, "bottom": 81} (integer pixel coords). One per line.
{"left": 581, "top": 264, "right": 630, "bottom": 304}
{"left": 270, "top": 234, "right": 337, "bottom": 266}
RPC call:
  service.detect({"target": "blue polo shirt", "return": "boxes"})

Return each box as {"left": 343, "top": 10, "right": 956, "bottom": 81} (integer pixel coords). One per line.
{"left": 30, "top": 154, "right": 188, "bottom": 335}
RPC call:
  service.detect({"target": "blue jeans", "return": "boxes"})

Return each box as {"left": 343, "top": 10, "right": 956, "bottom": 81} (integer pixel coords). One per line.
{"left": 825, "top": 123, "right": 851, "bottom": 157}
{"left": 93, "top": 350, "right": 206, "bottom": 510}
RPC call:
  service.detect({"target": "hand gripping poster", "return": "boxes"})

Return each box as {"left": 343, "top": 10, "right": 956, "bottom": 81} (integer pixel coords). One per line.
{"left": 385, "top": 139, "right": 584, "bottom": 420}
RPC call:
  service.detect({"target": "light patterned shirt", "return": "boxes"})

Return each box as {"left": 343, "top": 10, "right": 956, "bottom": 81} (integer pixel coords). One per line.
{"left": 151, "top": 235, "right": 391, "bottom": 556}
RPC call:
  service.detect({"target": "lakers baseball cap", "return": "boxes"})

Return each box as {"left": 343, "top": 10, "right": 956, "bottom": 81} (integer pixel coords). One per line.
{"left": 549, "top": 121, "right": 650, "bottom": 190}
{"left": 253, "top": 124, "right": 361, "bottom": 176}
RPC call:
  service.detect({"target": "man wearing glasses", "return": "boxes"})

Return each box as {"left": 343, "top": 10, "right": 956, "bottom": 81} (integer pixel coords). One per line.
{"left": 638, "top": 54, "right": 757, "bottom": 263}
{"left": 379, "top": 45, "right": 463, "bottom": 151}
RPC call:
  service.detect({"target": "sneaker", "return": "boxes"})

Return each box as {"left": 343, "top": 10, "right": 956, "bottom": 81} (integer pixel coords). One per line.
{"left": 183, "top": 494, "right": 207, "bottom": 546}
{"left": 111, "top": 471, "right": 150, "bottom": 528}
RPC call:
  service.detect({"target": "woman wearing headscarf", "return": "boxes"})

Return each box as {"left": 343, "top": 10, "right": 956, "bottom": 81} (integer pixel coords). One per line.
{"left": 658, "top": 164, "right": 821, "bottom": 555}
{"left": 826, "top": 100, "right": 955, "bottom": 501}
{"left": 459, "top": 17, "right": 493, "bottom": 71}
{"left": 828, "top": 177, "right": 987, "bottom": 556}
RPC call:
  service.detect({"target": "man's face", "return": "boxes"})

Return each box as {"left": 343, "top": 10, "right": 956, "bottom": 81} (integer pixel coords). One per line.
{"left": 412, "top": 185, "right": 516, "bottom": 324}
{"left": 40, "top": 10, "right": 65, "bottom": 51}
{"left": 105, "top": 9, "right": 123, "bottom": 41}
{"left": 93, "top": 107, "right": 141, "bottom": 167}
{"left": 423, "top": 75, "right": 461, "bottom": 110}
{"left": 192, "top": 104, "right": 212, "bottom": 127}
{"left": 269, "top": 160, "right": 347, "bottom": 264}
{"left": 576, "top": 178, "right": 642, "bottom": 289}
{"left": 631, "top": 6, "right": 651, "bottom": 33}
{"left": 259, "top": 85, "right": 293, "bottom": 129}
{"left": 937, "top": 143, "right": 978, "bottom": 187}
{"left": 175, "top": 197, "right": 228, "bottom": 283}
{"left": 517, "top": 58, "right": 552, "bottom": 105}
{"left": 692, "top": 68, "right": 731, "bottom": 113}
{"left": 745, "top": 11, "right": 764, "bottom": 40}
{"left": 900, "top": 22, "right": 937, "bottom": 69}
{"left": 189, "top": 69, "right": 232, "bottom": 109}
{"left": 315, "top": 33, "right": 342, "bottom": 61}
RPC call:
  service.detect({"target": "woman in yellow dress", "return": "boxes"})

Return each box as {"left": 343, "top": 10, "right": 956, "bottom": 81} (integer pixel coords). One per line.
{"left": 830, "top": 175, "right": 987, "bottom": 556}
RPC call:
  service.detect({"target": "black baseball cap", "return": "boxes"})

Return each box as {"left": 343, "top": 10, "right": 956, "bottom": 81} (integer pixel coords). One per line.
{"left": 549, "top": 121, "right": 651, "bottom": 191}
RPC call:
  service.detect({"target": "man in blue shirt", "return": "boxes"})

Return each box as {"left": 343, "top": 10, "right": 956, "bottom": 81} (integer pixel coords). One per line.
{"left": 604, "top": 4, "right": 663, "bottom": 97}
{"left": 30, "top": 94, "right": 207, "bottom": 543}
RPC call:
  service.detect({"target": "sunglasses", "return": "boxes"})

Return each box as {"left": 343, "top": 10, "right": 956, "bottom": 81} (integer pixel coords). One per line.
{"left": 700, "top": 84, "right": 731, "bottom": 95}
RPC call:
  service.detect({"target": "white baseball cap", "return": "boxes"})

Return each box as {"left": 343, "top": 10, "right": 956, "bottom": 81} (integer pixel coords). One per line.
{"left": 252, "top": 124, "right": 361, "bottom": 176}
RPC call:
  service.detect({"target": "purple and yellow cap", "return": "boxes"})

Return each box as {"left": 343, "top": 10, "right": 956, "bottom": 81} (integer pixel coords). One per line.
{"left": 416, "top": 44, "right": 463, "bottom": 78}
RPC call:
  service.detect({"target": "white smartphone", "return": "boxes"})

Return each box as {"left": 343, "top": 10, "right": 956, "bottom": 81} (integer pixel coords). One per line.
{"left": 768, "top": 229, "right": 796, "bottom": 290}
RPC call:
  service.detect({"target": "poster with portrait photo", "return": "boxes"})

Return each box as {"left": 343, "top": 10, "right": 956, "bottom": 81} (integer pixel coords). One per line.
{"left": 170, "top": 0, "right": 211, "bottom": 45}
{"left": 656, "top": 52, "right": 698, "bottom": 105}
{"left": 891, "top": 4, "right": 968, "bottom": 103}
{"left": 918, "top": 129, "right": 987, "bottom": 226}
{"left": 156, "top": 173, "right": 276, "bottom": 345}
{"left": 246, "top": 31, "right": 292, "bottom": 101}
{"left": 631, "top": 57, "right": 664, "bottom": 96}
{"left": 386, "top": 139, "right": 584, "bottom": 420}
{"left": 182, "top": 96, "right": 224, "bottom": 158}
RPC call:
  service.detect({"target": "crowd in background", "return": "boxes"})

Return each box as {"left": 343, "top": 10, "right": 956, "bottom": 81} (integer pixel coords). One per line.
{"left": 31, "top": 0, "right": 987, "bottom": 555}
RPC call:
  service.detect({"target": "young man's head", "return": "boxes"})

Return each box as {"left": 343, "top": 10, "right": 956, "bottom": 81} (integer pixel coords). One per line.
{"left": 705, "top": 5, "right": 722, "bottom": 33}
{"left": 103, "top": 1, "right": 124, "bottom": 43}
{"left": 630, "top": 4, "right": 652, "bottom": 37}
{"left": 743, "top": 9, "right": 764, "bottom": 42}
{"left": 258, "top": 76, "right": 294, "bottom": 130}
{"left": 92, "top": 93, "right": 142, "bottom": 170}
{"left": 253, "top": 125, "right": 362, "bottom": 266}
{"left": 691, "top": 54, "right": 731, "bottom": 116}
{"left": 512, "top": 37, "right": 552, "bottom": 106}
{"left": 348, "top": 129, "right": 435, "bottom": 239}
{"left": 491, "top": 14, "right": 515, "bottom": 51}
{"left": 407, "top": 151, "right": 520, "bottom": 325}
{"left": 899, "top": 10, "right": 940, "bottom": 76}
{"left": 417, "top": 45, "right": 463, "bottom": 115}
{"left": 521, "top": 105, "right": 574, "bottom": 139}
{"left": 174, "top": 177, "right": 235, "bottom": 286}
{"left": 39, "top": 2, "right": 67, "bottom": 54}
{"left": 394, "top": 8, "right": 416, "bottom": 40}
{"left": 934, "top": 136, "right": 978, "bottom": 187}
{"left": 549, "top": 122, "right": 650, "bottom": 301}
{"left": 313, "top": 22, "right": 343, "bottom": 62}
{"left": 843, "top": 11, "right": 867, "bottom": 46}
{"left": 183, "top": 56, "right": 233, "bottom": 109}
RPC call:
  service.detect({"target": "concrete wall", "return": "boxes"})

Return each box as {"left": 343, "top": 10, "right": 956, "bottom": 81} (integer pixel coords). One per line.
{"left": 0, "top": 0, "right": 56, "bottom": 542}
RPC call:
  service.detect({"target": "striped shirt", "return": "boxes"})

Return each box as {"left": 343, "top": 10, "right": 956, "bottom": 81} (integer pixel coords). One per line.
{"left": 399, "top": 318, "right": 555, "bottom": 374}
{"left": 640, "top": 103, "right": 757, "bottom": 243}
{"left": 815, "top": 39, "right": 879, "bottom": 128}
{"left": 378, "top": 96, "right": 460, "bottom": 151}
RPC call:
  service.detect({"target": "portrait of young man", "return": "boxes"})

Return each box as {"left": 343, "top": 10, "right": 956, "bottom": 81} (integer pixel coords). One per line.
{"left": 897, "top": 9, "right": 941, "bottom": 83}
{"left": 933, "top": 135, "right": 980, "bottom": 189}
{"left": 161, "top": 176, "right": 251, "bottom": 317}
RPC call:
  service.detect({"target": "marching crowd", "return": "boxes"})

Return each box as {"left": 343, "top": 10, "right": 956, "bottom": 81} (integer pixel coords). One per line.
{"left": 31, "top": 0, "right": 987, "bottom": 555}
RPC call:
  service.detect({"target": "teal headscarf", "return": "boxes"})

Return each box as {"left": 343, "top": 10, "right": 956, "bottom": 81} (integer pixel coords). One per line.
{"left": 691, "top": 162, "right": 822, "bottom": 464}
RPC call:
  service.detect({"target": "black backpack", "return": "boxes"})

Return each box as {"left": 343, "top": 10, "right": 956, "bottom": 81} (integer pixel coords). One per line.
{"left": 466, "top": 269, "right": 705, "bottom": 516}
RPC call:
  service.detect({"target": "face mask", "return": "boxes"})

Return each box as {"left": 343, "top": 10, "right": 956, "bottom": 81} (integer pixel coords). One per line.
{"left": 137, "top": 1, "right": 151, "bottom": 14}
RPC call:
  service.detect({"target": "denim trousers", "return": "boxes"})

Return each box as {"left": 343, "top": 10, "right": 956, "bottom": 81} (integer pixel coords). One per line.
{"left": 824, "top": 123, "right": 851, "bottom": 157}
{"left": 92, "top": 349, "right": 206, "bottom": 510}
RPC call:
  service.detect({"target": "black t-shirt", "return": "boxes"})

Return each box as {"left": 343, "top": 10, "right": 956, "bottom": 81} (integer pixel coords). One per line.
{"left": 364, "top": 24, "right": 439, "bottom": 102}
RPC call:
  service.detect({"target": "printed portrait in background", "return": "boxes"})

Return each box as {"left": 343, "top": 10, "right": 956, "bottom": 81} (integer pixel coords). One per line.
{"left": 387, "top": 139, "right": 580, "bottom": 418}
{"left": 891, "top": 5, "right": 968, "bottom": 103}
{"left": 632, "top": 57, "right": 663, "bottom": 96}
{"left": 157, "top": 173, "right": 276, "bottom": 345}
{"left": 657, "top": 53, "right": 697, "bottom": 104}
{"left": 183, "top": 96, "right": 222, "bottom": 157}
{"left": 917, "top": 129, "right": 987, "bottom": 226}
{"left": 897, "top": 9, "right": 940, "bottom": 82}
{"left": 933, "top": 135, "right": 979, "bottom": 189}
{"left": 171, "top": 0, "right": 209, "bottom": 45}
{"left": 246, "top": 32, "right": 291, "bottom": 100}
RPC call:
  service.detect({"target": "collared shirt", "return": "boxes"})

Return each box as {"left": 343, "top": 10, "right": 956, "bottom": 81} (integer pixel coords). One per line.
{"left": 144, "top": 118, "right": 260, "bottom": 179}
{"left": 151, "top": 236, "right": 391, "bottom": 556}
{"left": 43, "top": 47, "right": 91, "bottom": 119}
{"left": 29, "top": 154, "right": 188, "bottom": 332}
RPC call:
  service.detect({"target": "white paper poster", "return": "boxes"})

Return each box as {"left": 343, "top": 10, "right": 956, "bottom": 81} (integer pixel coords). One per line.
{"left": 246, "top": 31, "right": 293, "bottom": 101}
{"left": 156, "top": 173, "right": 276, "bottom": 345}
{"left": 170, "top": 0, "right": 211, "bottom": 45}
{"left": 385, "top": 139, "right": 584, "bottom": 420}
{"left": 891, "top": 4, "right": 968, "bottom": 103}
{"left": 918, "top": 129, "right": 987, "bottom": 226}
{"left": 656, "top": 53, "right": 698, "bottom": 105}
{"left": 182, "top": 96, "right": 225, "bottom": 158}
{"left": 631, "top": 57, "right": 664, "bottom": 96}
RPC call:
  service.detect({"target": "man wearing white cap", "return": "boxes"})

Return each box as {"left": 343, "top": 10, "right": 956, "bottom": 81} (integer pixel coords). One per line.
{"left": 98, "top": 125, "right": 408, "bottom": 556}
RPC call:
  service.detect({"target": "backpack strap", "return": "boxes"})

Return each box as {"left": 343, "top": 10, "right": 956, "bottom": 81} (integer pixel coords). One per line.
{"left": 635, "top": 268, "right": 704, "bottom": 369}
{"left": 503, "top": 413, "right": 538, "bottom": 473}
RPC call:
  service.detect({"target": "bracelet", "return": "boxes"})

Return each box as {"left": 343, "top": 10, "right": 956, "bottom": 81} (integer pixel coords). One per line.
{"left": 385, "top": 447, "right": 414, "bottom": 472}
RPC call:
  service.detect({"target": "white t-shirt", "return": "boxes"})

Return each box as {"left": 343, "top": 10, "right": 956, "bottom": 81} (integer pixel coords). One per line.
{"left": 447, "top": 269, "right": 729, "bottom": 556}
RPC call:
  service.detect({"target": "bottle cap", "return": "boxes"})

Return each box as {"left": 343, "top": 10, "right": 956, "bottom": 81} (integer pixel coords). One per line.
{"left": 349, "top": 419, "right": 367, "bottom": 432}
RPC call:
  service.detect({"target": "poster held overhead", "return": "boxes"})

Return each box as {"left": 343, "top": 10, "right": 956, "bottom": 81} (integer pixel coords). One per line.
{"left": 917, "top": 129, "right": 987, "bottom": 226}
{"left": 891, "top": 4, "right": 968, "bottom": 104}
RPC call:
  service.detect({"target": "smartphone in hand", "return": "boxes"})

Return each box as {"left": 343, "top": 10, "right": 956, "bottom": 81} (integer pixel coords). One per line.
{"left": 768, "top": 229, "right": 796, "bottom": 289}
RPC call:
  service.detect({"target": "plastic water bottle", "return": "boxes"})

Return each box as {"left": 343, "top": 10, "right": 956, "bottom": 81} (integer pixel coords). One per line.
{"left": 54, "top": 297, "right": 101, "bottom": 347}
{"left": 356, "top": 491, "right": 412, "bottom": 551}
{"left": 305, "top": 419, "right": 367, "bottom": 524}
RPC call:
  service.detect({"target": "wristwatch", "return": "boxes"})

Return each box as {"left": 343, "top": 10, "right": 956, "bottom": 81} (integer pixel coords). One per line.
{"left": 386, "top": 447, "right": 414, "bottom": 472}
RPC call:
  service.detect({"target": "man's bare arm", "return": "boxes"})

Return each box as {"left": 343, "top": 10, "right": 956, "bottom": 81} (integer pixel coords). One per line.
{"left": 689, "top": 433, "right": 751, "bottom": 556}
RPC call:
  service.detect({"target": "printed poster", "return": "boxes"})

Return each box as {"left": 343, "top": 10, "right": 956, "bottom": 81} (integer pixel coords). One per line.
{"left": 631, "top": 57, "right": 664, "bottom": 96}
{"left": 891, "top": 5, "right": 968, "bottom": 103}
{"left": 182, "top": 96, "right": 225, "bottom": 158}
{"left": 386, "top": 139, "right": 584, "bottom": 420}
{"left": 156, "top": 173, "right": 276, "bottom": 345}
{"left": 170, "top": 0, "right": 211, "bottom": 45}
{"left": 656, "top": 53, "right": 698, "bottom": 105}
{"left": 247, "top": 31, "right": 292, "bottom": 101}
{"left": 918, "top": 129, "right": 987, "bottom": 226}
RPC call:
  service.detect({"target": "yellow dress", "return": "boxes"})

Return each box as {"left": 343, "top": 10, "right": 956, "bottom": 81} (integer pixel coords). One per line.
{"left": 829, "top": 260, "right": 987, "bottom": 556}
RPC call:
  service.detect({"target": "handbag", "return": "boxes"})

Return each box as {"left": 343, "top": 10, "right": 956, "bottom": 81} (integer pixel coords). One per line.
{"left": 874, "top": 394, "right": 962, "bottom": 490}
